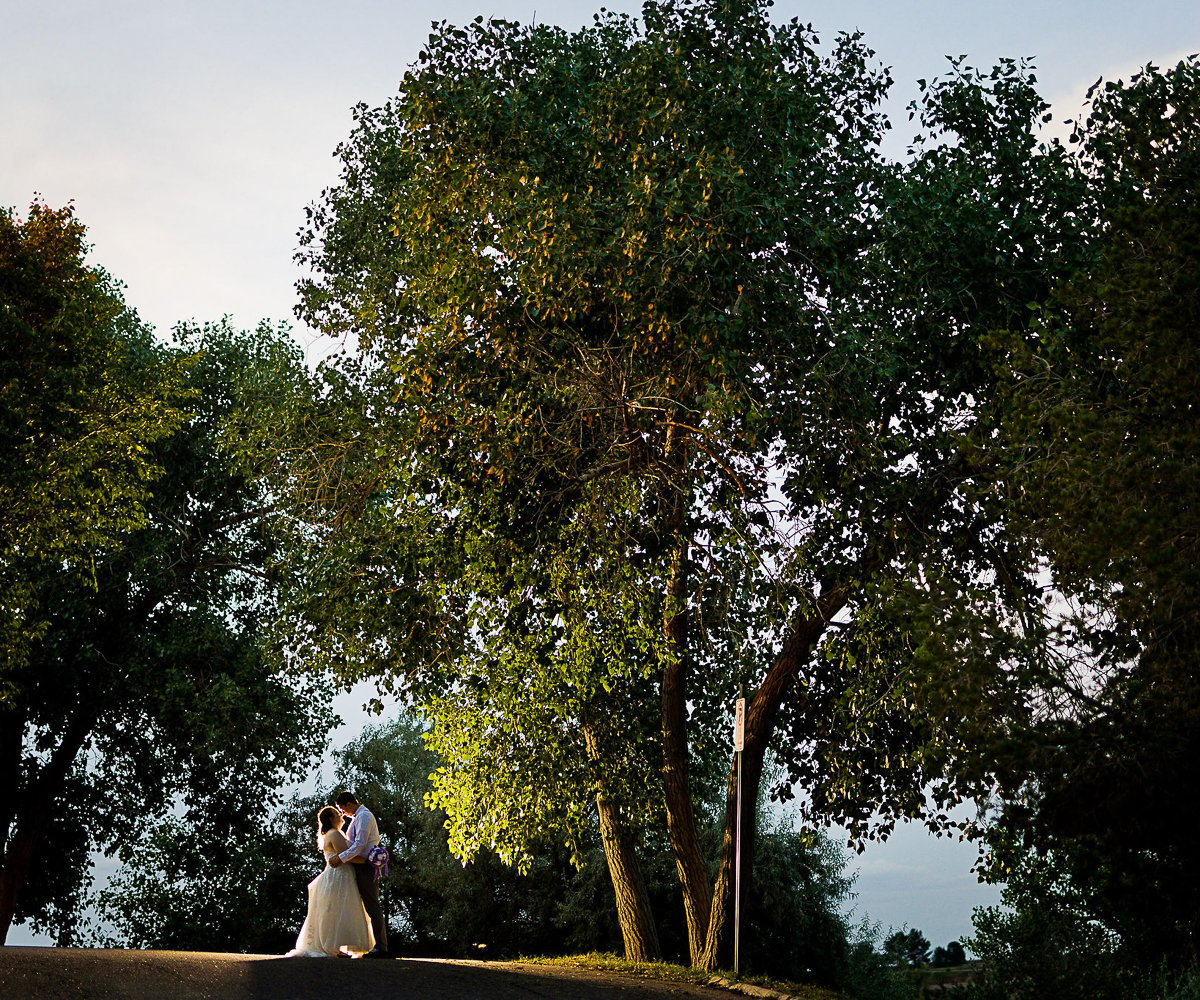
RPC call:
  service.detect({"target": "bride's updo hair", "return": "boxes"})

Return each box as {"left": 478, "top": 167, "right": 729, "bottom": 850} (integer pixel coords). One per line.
{"left": 316, "top": 805, "right": 341, "bottom": 845}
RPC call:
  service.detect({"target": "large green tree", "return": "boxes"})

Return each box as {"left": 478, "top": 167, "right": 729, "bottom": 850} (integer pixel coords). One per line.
{"left": 0, "top": 303, "right": 334, "bottom": 942}
{"left": 286, "top": 0, "right": 1090, "bottom": 969}
{"left": 967, "top": 55, "right": 1200, "bottom": 968}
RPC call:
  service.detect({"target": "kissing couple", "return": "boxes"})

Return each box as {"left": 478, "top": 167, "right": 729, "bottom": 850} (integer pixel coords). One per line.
{"left": 286, "top": 791, "right": 392, "bottom": 959}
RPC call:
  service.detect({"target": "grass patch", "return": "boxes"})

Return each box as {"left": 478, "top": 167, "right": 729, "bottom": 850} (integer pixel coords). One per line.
{"left": 520, "top": 952, "right": 850, "bottom": 999}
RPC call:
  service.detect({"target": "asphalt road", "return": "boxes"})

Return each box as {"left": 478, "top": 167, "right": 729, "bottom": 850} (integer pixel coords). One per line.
{"left": 0, "top": 948, "right": 746, "bottom": 1000}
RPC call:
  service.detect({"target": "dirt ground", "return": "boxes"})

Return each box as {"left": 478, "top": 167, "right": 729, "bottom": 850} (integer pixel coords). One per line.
{"left": 0, "top": 947, "right": 744, "bottom": 1000}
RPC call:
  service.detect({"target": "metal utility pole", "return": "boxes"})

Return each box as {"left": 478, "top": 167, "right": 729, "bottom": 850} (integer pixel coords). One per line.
{"left": 732, "top": 694, "right": 746, "bottom": 976}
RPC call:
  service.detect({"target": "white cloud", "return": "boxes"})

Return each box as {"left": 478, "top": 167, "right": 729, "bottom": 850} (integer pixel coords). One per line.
{"left": 1042, "top": 48, "right": 1197, "bottom": 146}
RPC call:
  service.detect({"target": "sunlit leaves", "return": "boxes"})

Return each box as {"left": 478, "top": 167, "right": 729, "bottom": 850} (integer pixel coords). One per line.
{"left": 290, "top": 0, "right": 1114, "bottom": 911}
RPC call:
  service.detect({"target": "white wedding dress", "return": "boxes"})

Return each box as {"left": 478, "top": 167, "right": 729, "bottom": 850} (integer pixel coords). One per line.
{"left": 286, "top": 828, "right": 376, "bottom": 958}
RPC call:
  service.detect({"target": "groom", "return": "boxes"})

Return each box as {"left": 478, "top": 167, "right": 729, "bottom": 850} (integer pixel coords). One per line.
{"left": 329, "top": 790, "right": 390, "bottom": 959}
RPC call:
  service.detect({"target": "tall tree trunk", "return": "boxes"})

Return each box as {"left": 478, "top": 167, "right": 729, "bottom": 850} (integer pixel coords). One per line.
{"left": 661, "top": 527, "right": 713, "bottom": 965}
{"left": 594, "top": 793, "right": 662, "bottom": 961}
{"left": 0, "top": 711, "right": 92, "bottom": 943}
{"left": 698, "top": 587, "right": 850, "bottom": 971}
{"left": 582, "top": 719, "right": 662, "bottom": 961}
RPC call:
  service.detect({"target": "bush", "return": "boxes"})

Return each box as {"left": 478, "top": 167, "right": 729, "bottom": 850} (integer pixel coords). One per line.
{"left": 963, "top": 896, "right": 1135, "bottom": 1000}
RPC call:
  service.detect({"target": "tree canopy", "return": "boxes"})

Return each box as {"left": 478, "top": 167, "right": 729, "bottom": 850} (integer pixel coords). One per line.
{"left": 285, "top": 0, "right": 1103, "bottom": 971}
{"left": 9, "top": 10, "right": 1198, "bottom": 982}
{"left": 966, "top": 54, "right": 1200, "bottom": 967}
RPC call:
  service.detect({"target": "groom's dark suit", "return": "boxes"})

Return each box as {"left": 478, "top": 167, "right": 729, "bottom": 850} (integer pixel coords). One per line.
{"left": 340, "top": 805, "right": 389, "bottom": 954}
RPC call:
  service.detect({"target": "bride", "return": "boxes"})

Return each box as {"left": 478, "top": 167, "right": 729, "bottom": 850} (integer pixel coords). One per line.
{"left": 287, "top": 806, "right": 376, "bottom": 958}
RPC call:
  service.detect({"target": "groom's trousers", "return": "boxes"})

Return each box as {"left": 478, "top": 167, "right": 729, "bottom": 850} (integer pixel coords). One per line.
{"left": 353, "top": 860, "right": 389, "bottom": 953}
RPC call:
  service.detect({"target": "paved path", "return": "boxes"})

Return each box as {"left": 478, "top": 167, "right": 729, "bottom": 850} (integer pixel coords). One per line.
{"left": 0, "top": 948, "right": 740, "bottom": 1000}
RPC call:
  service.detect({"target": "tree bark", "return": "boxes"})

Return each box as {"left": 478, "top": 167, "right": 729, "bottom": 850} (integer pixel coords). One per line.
{"left": 594, "top": 793, "right": 663, "bottom": 962}
{"left": 0, "top": 710, "right": 92, "bottom": 943}
{"left": 582, "top": 719, "right": 662, "bottom": 962}
{"left": 698, "top": 586, "right": 850, "bottom": 971}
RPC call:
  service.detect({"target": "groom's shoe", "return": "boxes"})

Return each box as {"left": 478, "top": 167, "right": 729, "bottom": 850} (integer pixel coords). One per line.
{"left": 363, "top": 949, "right": 392, "bottom": 960}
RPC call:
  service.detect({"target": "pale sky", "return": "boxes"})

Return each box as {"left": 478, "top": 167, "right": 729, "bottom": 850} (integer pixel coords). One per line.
{"left": 4, "top": 0, "right": 1196, "bottom": 954}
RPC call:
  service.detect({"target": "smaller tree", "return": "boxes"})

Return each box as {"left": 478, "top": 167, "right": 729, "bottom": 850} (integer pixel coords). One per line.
{"left": 743, "top": 820, "right": 856, "bottom": 986}
{"left": 842, "top": 924, "right": 922, "bottom": 1000}
{"left": 931, "top": 941, "right": 966, "bottom": 967}
{"left": 884, "top": 928, "right": 932, "bottom": 968}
